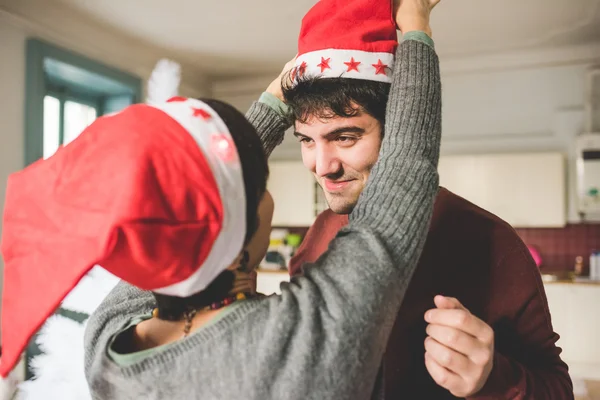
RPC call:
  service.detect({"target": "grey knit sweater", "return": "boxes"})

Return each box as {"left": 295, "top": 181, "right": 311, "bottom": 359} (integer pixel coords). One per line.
{"left": 84, "top": 39, "right": 441, "bottom": 400}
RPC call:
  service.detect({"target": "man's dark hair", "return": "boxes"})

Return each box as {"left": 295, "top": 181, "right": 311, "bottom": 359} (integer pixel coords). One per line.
{"left": 153, "top": 98, "right": 268, "bottom": 319}
{"left": 282, "top": 75, "right": 391, "bottom": 125}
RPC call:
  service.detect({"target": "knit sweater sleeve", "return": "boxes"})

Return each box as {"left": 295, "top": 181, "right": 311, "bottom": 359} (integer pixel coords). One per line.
{"left": 84, "top": 39, "right": 441, "bottom": 400}
{"left": 245, "top": 101, "right": 290, "bottom": 158}
{"left": 244, "top": 39, "right": 441, "bottom": 399}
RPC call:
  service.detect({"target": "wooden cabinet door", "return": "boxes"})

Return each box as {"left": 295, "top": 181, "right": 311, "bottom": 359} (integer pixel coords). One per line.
{"left": 439, "top": 152, "right": 566, "bottom": 227}
{"left": 545, "top": 283, "right": 600, "bottom": 380}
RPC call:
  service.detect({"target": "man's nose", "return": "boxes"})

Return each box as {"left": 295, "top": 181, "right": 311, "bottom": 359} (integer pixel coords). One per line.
{"left": 315, "top": 145, "right": 342, "bottom": 178}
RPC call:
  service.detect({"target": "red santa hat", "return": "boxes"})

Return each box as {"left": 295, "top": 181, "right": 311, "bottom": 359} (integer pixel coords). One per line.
{"left": 0, "top": 61, "right": 246, "bottom": 377}
{"left": 293, "top": 0, "right": 398, "bottom": 83}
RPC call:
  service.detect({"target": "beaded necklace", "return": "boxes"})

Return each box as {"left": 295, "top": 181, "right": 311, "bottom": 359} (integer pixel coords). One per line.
{"left": 152, "top": 292, "right": 254, "bottom": 338}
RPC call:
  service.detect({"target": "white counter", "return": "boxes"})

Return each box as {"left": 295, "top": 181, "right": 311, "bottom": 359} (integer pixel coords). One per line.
{"left": 544, "top": 281, "right": 600, "bottom": 380}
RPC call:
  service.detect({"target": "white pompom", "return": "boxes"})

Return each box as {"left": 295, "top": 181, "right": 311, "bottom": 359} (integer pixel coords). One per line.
{"left": 16, "top": 269, "right": 120, "bottom": 400}
{"left": 18, "top": 316, "right": 91, "bottom": 400}
{"left": 147, "top": 58, "right": 181, "bottom": 104}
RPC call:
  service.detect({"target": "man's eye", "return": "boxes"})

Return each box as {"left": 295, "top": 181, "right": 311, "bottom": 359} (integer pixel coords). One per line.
{"left": 337, "top": 136, "right": 355, "bottom": 143}
{"left": 298, "top": 137, "right": 313, "bottom": 143}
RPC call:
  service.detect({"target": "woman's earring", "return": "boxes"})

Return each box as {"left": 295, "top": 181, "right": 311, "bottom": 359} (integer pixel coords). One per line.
{"left": 237, "top": 250, "right": 250, "bottom": 272}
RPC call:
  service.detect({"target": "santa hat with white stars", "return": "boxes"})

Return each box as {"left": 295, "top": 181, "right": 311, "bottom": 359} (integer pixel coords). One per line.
{"left": 0, "top": 60, "right": 246, "bottom": 378}
{"left": 293, "top": 0, "right": 398, "bottom": 83}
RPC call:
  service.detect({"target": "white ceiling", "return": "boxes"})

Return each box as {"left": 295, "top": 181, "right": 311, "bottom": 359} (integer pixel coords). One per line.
{"left": 45, "top": 0, "right": 600, "bottom": 77}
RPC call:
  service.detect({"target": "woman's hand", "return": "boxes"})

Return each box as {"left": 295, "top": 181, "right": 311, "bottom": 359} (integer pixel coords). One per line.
{"left": 229, "top": 270, "right": 258, "bottom": 296}
{"left": 265, "top": 56, "right": 297, "bottom": 102}
{"left": 394, "top": 0, "right": 442, "bottom": 37}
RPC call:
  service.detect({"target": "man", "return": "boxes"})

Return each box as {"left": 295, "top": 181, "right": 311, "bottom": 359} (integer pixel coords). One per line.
{"left": 256, "top": 1, "right": 574, "bottom": 399}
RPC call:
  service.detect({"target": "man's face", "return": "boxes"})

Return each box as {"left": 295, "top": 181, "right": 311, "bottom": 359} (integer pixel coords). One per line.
{"left": 294, "top": 108, "right": 382, "bottom": 214}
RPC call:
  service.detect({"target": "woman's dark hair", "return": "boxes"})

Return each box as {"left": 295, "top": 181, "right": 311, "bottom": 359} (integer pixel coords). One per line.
{"left": 282, "top": 74, "right": 391, "bottom": 126}
{"left": 201, "top": 98, "right": 269, "bottom": 244}
{"left": 153, "top": 99, "right": 269, "bottom": 319}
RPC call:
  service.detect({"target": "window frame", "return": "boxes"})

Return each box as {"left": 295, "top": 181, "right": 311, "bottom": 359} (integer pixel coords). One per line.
{"left": 25, "top": 39, "right": 142, "bottom": 165}
{"left": 45, "top": 89, "right": 99, "bottom": 149}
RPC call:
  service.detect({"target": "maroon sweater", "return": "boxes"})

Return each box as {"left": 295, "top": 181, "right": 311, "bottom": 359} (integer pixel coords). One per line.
{"left": 289, "top": 188, "right": 573, "bottom": 399}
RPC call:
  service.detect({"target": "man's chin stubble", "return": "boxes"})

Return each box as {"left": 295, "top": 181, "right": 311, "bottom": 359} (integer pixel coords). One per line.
{"left": 326, "top": 196, "right": 358, "bottom": 215}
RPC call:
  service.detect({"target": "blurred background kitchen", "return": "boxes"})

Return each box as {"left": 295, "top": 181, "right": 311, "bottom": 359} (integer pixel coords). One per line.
{"left": 1, "top": 0, "right": 600, "bottom": 398}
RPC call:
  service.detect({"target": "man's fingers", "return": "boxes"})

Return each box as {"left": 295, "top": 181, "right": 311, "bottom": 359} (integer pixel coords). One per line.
{"left": 425, "top": 309, "right": 493, "bottom": 343}
{"left": 434, "top": 295, "right": 466, "bottom": 310}
{"left": 433, "top": 295, "right": 454, "bottom": 309}
{"left": 424, "top": 352, "right": 464, "bottom": 393}
{"left": 425, "top": 324, "right": 480, "bottom": 359}
{"left": 424, "top": 336, "right": 471, "bottom": 374}
{"left": 425, "top": 298, "right": 496, "bottom": 397}
{"left": 284, "top": 56, "right": 297, "bottom": 72}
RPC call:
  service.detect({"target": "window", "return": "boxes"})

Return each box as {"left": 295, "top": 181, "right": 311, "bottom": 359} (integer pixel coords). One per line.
{"left": 43, "top": 95, "right": 60, "bottom": 159}
{"left": 64, "top": 101, "right": 97, "bottom": 146}
{"left": 26, "top": 39, "right": 142, "bottom": 165}
{"left": 43, "top": 95, "right": 98, "bottom": 159}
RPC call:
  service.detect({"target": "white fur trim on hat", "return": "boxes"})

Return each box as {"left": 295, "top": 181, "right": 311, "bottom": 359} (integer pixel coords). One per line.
{"left": 150, "top": 99, "right": 246, "bottom": 297}
{"left": 295, "top": 49, "right": 394, "bottom": 83}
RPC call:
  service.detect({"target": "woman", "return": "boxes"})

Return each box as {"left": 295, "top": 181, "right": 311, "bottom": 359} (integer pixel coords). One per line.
{"left": 0, "top": 1, "right": 442, "bottom": 398}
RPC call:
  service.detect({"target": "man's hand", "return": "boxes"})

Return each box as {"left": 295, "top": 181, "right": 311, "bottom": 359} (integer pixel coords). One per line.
{"left": 394, "top": 0, "right": 441, "bottom": 37}
{"left": 424, "top": 295, "right": 494, "bottom": 397}
{"left": 266, "top": 56, "right": 297, "bottom": 102}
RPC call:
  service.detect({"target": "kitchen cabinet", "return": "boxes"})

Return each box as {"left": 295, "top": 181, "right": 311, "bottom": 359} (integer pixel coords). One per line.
{"left": 438, "top": 152, "right": 566, "bottom": 227}
{"left": 544, "top": 282, "right": 600, "bottom": 380}
{"left": 268, "top": 161, "right": 317, "bottom": 227}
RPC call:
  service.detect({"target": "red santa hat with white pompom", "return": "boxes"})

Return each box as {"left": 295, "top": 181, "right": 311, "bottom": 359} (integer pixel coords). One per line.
{"left": 0, "top": 59, "right": 247, "bottom": 377}
{"left": 293, "top": 0, "right": 398, "bottom": 83}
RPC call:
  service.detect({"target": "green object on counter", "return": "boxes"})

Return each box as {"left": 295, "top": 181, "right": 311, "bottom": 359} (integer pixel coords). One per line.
{"left": 286, "top": 233, "right": 303, "bottom": 248}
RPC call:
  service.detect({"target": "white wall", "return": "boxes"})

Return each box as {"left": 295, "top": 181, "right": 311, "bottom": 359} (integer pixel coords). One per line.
{"left": 441, "top": 63, "right": 593, "bottom": 223}
{"left": 442, "top": 64, "right": 586, "bottom": 154}
{"left": 0, "top": 21, "right": 27, "bottom": 323}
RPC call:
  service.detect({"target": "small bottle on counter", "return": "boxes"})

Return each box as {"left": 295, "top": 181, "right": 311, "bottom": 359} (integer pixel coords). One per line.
{"left": 574, "top": 256, "right": 585, "bottom": 277}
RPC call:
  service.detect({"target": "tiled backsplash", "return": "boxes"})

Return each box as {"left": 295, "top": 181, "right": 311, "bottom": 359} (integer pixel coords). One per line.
{"left": 278, "top": 224, "right": 600, "bottom": 273}
{"left": 515, "top": 224, "right": 600, "bottom": 272}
